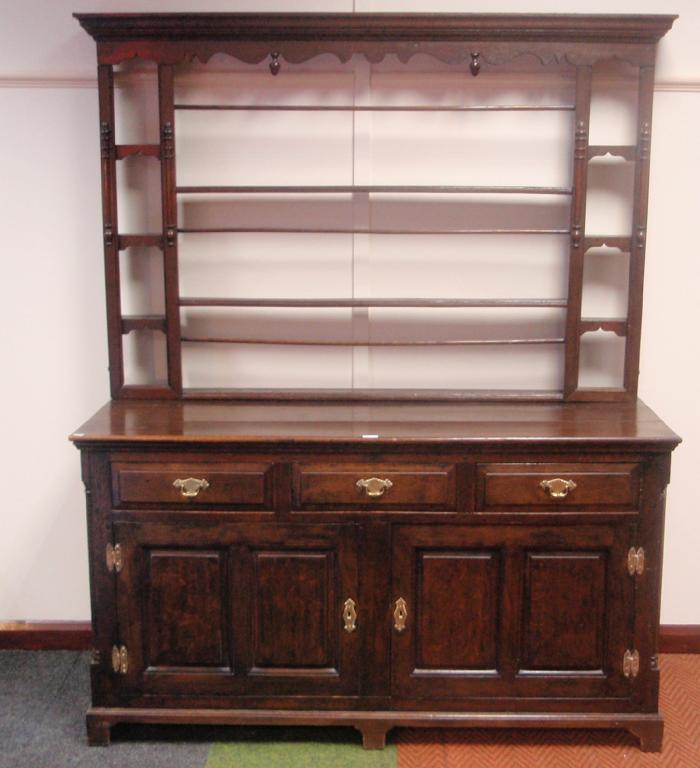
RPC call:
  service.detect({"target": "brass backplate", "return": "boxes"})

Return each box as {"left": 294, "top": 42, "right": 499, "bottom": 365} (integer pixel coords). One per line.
{"left": 356, "top": 477, "right": 393, "bottom": 498}
{"left": 540, "top": 477, "right": 577, "bottom": 499}
{"left": 173, "top": 477, "right": 210, "bottom": 498}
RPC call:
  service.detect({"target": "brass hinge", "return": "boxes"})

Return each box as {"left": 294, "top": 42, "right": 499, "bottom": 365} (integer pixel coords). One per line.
{"left": 623, "top": 649, "right": 640, "bottom": 679}
{"left": 627, "top": 547, "right": 645, "bottom": 576}
{"left": 111, "top": 645, "right": 128, "bottom": 675}
{"left": 106, "top": 543, "right": 123, "bottom": 573}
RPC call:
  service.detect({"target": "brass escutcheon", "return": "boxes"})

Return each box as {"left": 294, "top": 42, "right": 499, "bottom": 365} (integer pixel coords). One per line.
{"left": 343, "top": 598, "right": 358, "bottom": 633}
{"left": 393, "top": 597, "right": 408, "bottom": 633}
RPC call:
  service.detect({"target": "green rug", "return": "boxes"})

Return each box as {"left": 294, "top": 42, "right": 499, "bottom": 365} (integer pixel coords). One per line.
{"left": 205, "top": 727, "right": 397, "bottom": 768}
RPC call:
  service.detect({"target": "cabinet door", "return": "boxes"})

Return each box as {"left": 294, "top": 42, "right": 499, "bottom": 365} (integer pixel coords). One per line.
{"left": 392, "top": 524, "right": 635, "bottom": 701}
{"left": 113, "top": 521, "right": 359, "bottom": 697}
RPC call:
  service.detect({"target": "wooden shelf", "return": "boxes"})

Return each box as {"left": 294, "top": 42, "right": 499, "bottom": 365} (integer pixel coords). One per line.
{"left": 179, "top": 298, "right": 568, "bottom": 309}
{"left": 81, "top": 12, "right": 669, "bottom": 403}
{"left": 177, "top": 184, "right": 573, "bottom": 196}
{"left": 175, "top": 103, "right": 575, "bottom": 113}
{"left": 180, "top": 336, "right": 565, "bottom": 346}
{"left": 179, "top": 227, "right": 571, "bottom": 236}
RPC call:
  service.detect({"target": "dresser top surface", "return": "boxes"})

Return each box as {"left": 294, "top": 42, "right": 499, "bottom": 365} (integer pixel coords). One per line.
{"left": 70, "top": 398, "right": 679, "bottom": 448}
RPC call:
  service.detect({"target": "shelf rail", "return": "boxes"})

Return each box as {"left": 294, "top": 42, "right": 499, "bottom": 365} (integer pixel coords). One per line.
{"left": 174, "top": 103, "right": 576, "bottom": 112}
{"left": 180, "top": 336, "right": 565, "bottom": 346}
{"left": 177, "top": 184, "right": 573, "bottom": 195}
{"left": 179, "top": 297, "right": 567, "bottom": 308}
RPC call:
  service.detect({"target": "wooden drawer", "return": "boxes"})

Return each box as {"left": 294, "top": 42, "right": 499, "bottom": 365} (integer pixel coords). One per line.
{"left": 476, "top": 463, "right": 640, "bottom": 511}
{"left": 292, "top": 463, "right": 457, "bottom": 510}
{"left": 112, "top": 461, "right": 273, "bottom": 508}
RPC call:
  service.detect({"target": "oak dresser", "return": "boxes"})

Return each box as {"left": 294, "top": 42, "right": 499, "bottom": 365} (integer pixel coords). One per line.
{"left": 72, "top": 12, "right": 679, "bottom": 751}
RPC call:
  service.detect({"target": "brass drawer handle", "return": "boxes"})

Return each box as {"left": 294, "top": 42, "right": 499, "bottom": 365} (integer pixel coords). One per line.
{"left": 173, "top": 477, "right": 210, "bottom": 498}
{"left": 393, "top": 597, "right": 408, "bottom": 633}
{"left": 356, "top": 477, "right": 393, "bottom": 498}
{"left": 343, "top": 598, "right": 357, "bottom": 633}
{"left": 540, "top": 477, "right": 577, "bottom": 499}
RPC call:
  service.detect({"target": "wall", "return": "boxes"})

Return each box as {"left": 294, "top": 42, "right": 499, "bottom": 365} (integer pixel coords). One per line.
{"left": 0, "top": 0, "right": 698, "bottom": 623}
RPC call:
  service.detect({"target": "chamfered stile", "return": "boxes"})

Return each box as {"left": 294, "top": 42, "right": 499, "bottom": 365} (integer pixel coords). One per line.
{"left": 563, "top": 66, "right": 593, "bottom": 399}
{"left": 158, "top": 64, "right": 183, "bottom": 395}
{"left": 624, "top": 66, "right": 656, "bottom": 396}
{"left": 97, "top": 64, "right": 124, "bottom": 397}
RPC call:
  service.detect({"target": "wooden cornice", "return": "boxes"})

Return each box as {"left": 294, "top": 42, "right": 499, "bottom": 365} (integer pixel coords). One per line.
{"left": 74, "top": 13, "right": 677, "bottom": 45}
{"left": 74, "top": 13, "right": 677, "bottom": 68}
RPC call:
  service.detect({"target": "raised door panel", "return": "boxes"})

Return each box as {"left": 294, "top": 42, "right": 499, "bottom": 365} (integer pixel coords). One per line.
{"left": 392, "top": 524, "right": 635, "bottom": 702}
{"left": 146, "top": 549, "right": 228, "bottom": 669}
{"left": 238, "top": 539, "right": 360, "bottom": 695}
{"left": 521, "top": 551, "right": 607, "bottom": 671}
{"left": 253, "top": 552, "right": 331, "bottom": 668}
{"left": 113, "top": 521, "right": 359, "bottom": 697}
{"left": 416, "top": 551, "right": 500, "bottom": 671}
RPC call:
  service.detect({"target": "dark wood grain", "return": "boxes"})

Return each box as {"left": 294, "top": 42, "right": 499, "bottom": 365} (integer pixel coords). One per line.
{"left": 115, "top": 144, "right": 160, "bottom": 160}
{"left": 179, "top": 298, "right": 568, "bottom": 308}
{"left": 74, "top": 11, "right": 678, "bottom": 755}
{"left": 158, "top": 64, "right": 182, "bottom": 396}
{"left": 121, "top": 315, "right": 167, "bottom": 334}
{"left": 624, "top": 66, "right": 656, "bottom": 397}
{"left": 178, "top": 227, "right": 570, "bottom": 235}
{"left": 563, "top": 66, "right": 592, "bottom": 398}
{"left": 476, "top": 462, "right": 640, "bottom": 510}
{"left": 292, "top": 462, "right": 456, "bottom": 511}
{"left": 417, "top": 551, "right": 500, "bottom": 669}
{"left": 97, "top": 64, "right": 123, "bottom": 398}
{"left": 70, "top": 399, "right": 680, "bottom": 447}
{"left": 2, "top": 622, "right": 694, "bottom": 653}
{"left": 176, "top": 103, "right": 575, "bottom": 113}
{"left": 117, "top": 234, "right": 163, "bottom": 250}
{"left": 521, "top": 551, "right": 607, "bottom": 669}
{"left": 146, "top": 550, "right": 227, "bottom": 667}
{"left": 180, "top": 336, "right": 566, "bottom": 347}
{"left": 253, "top": 552, "right": 331, "bottom": 668}
{"left": 74, "top": 13, "right": 677, "bottom": 46}
{"left": 81, "top": 13, "right": 675, "bottom": 404}
{"left": 112, "top": 460, "right": 272, "bottom": 507}
{"left": 177, "top": 184, "right": 573, "bottom": 196}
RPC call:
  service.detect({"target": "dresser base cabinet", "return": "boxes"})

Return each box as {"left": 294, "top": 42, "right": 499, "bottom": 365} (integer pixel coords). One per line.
{"left": 73, "top": 399, "right": 679, "bottom": 752}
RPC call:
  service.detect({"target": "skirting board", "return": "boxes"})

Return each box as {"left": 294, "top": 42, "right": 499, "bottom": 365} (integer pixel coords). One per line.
{"left": 0, "top": 622, "right": 91, "bottom": 650}
{"left": 0, "top": 621, "right": 699, "bottom": 653}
